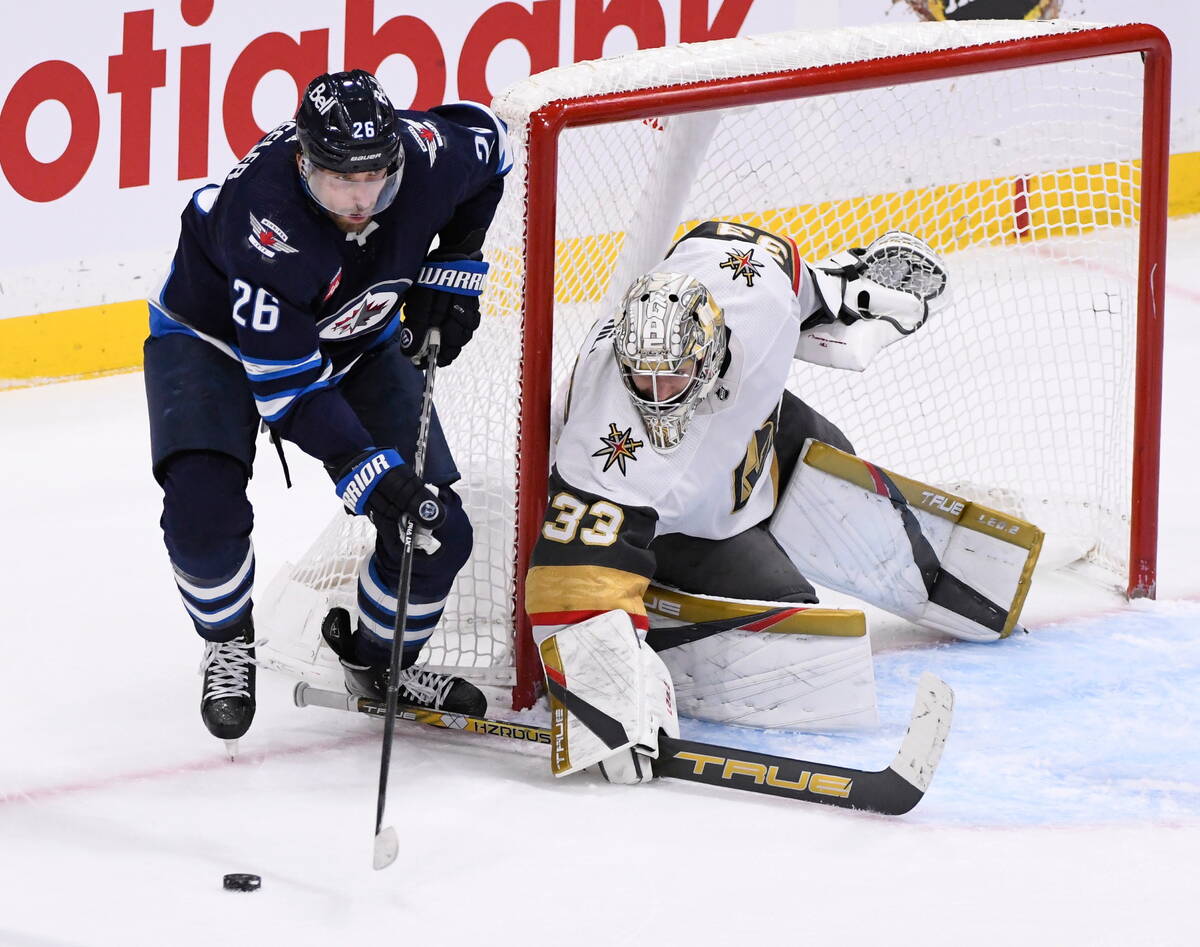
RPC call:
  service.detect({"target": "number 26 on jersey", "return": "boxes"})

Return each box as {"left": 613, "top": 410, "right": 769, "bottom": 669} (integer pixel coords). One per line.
{"left": 231, "top": 279, "right": 280, "bottom": 332}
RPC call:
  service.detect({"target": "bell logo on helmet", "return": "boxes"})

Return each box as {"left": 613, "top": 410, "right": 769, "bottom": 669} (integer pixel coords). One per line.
{"left": 307, "top": 82, "right": 337, "bottom": 115}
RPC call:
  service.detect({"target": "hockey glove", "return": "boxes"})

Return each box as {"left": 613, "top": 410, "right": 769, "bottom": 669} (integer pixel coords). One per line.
{"left": 332, "top": 448, "right": 445, "bottom": 530}
{"left": 401, "top": 254, "right": 489, "bottom": 367}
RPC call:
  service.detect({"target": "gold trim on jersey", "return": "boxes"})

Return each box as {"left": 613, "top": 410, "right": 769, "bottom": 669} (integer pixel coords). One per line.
{"left": 526, "top": 564, "right": 649, "bottom": 619}
{"left": 644, "top": 583, "right": 866, "bottom": 638}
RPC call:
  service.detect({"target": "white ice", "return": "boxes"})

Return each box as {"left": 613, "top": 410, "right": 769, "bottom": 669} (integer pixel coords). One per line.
{"left": 2, "top": 218, "right": 1199, "bottom": 947}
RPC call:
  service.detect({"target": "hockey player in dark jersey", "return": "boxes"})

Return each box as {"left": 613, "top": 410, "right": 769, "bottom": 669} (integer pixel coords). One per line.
{"left": 144, "top": 70, "right": 510, "bottom": 750}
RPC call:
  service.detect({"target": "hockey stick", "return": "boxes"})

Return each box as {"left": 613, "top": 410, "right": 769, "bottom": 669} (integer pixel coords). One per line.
{"left": 372, "top": 328, "right": 441, "bottom": 871}
{"left": 296, "top": 671, "right": 953, "bottom": 816}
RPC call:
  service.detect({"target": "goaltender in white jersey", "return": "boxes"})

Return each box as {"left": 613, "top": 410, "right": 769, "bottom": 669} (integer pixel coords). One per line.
{"left": 527, "top": 220, "right": 1041, "bottom": 786}
{"left": 557, "top": 222, "right": 843, "bottom": 540}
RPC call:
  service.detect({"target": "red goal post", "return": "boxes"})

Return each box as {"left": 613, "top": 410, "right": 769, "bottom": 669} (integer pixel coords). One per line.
{"left": 496, "top": 21, "right": 1169, "bottom": 708}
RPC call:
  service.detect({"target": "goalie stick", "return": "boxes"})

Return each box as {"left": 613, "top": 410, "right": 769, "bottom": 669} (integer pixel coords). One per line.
{"left": 294, "top": 671, "right": 953, "bottom": 815}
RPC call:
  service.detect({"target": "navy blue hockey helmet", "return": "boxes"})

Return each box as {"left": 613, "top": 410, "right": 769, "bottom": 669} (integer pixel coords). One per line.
{"left": 296, "top": 70, "right": 401, "bottom": 173}
{"left": 296, "top": 70, "right": 403, "bottom": 217}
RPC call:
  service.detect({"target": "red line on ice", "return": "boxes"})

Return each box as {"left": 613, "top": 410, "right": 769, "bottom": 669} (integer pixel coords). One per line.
{"left": 0, "top": 731, "right": 378, "bottom": 807}
{"left": 1027, "top": 240, "right": 1200, "bottom": 304}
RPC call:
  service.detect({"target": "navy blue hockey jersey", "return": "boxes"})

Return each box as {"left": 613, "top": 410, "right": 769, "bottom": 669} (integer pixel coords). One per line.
{"left": 149, "top": 101, "right": 510, "bottom": 465}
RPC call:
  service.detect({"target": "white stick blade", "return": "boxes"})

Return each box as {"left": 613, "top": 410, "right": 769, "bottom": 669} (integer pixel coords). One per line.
{"left": 889, "top": 671, "right": 954, "bottom": 793}
{"left": 373, "top": 826, "right": 399, "bottom": 870}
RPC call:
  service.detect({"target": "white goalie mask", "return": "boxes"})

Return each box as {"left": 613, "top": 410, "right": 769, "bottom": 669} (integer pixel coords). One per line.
{"left": 614, "top": 271, "right": 726, "bottom": 452}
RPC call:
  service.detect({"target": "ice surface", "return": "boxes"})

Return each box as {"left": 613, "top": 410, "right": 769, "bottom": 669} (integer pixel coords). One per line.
{"left": 1, "top": 218, "right": 1199, "bottom": 946}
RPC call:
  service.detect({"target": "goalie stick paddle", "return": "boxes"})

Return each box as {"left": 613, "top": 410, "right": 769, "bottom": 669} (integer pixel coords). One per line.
{"left": 294, "top": 672, "right": 953, "bottom": 816}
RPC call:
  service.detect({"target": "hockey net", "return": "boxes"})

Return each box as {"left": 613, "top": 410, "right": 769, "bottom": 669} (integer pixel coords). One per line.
{"left": 260, "top": 20, "right": 1168, "bottom": 708}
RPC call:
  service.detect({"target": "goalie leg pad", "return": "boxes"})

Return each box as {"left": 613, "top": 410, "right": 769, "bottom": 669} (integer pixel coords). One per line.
{"left": 539, "top": 610, "right": 680, "bottom": 782}
{"left": 768, "top": 441, "right": 1042, "bottom": 642}
{"left": 643, "top": 584, "right": 878, "bottom": 730}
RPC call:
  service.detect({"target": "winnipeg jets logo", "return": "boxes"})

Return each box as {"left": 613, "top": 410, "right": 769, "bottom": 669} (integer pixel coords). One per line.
{"left": 719, "top": 246, "right": 764, "bottom": 286}
{"left": 592, "top": 423, "right": 643, "bottom": 475}
{"left": 401, "top": 118, "right": 444, "bottom": 166}
{"left": 248, "top": 214, "right": 299, "bottom": 259}
{"left": 317, "top": 280, "right": 410, "bottom": 340}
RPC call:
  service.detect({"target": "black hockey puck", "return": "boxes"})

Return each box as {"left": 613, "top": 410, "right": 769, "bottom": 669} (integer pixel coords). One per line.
{"left": 222, "top": 873, "right": 261, "bottom": 892}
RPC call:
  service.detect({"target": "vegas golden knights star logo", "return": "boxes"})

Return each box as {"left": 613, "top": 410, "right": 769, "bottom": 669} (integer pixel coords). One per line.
{"left": 719, "top": 246, "right": 765, "bottom": 287}
{"left": 593, "top": 423, "right": 643, "bottom": 475}
{"left": 731, "top": 409, "right": 778, "bottom": 512}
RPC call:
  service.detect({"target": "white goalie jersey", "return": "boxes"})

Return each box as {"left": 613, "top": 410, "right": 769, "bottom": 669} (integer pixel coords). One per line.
{"left": 554, "top": 222, "right": 819, "bottom": 539}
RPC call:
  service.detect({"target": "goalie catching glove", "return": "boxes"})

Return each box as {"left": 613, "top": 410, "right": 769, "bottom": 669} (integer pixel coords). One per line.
{"left": 539, "top": 610, "right": 680, "bottom": 785}
{"left": 331, "top": 448, "right": 445, "bottom": 530}
{"left": 401, "top": 253, "right": 488, "bottom": 367}
{"left": 797, "top": 230, "right": 949, "bottom": 371}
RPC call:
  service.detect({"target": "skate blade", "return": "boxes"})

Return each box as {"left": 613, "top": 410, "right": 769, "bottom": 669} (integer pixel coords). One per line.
{"left": 223, "top": 739, "right": 239, "bottom": 761}
{"left": 373, "top": 826, "right": 398, "bottom": 870}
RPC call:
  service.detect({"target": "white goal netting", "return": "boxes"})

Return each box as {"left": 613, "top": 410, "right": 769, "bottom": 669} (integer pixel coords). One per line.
{"left": 260, "top": 20, "right": 1164, "bottom": 702}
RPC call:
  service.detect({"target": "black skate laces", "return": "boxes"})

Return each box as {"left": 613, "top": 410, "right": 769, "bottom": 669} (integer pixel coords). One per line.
{"left": 396, "top": 665, "right": 456, "bottom": 708}
{"left": 200, "top": 637, "right": 263, "bottom": 701}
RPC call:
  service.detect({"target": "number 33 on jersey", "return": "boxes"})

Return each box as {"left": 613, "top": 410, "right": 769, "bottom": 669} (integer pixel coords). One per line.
{"left": 527, "top": 471, "right": 660, "bottom": 638}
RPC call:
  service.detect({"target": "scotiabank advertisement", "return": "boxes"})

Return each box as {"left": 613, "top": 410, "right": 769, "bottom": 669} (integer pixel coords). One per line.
{"left": 0, "top": 0, "right": 819, "bottom": 320}
{"left": 0, "top": 0, "right": 1194, "bottom": 338}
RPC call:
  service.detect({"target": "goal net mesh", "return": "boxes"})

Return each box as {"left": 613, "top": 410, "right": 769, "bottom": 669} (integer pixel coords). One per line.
{"left": 265, "top": 21, "right": 1153, "bottom": 697}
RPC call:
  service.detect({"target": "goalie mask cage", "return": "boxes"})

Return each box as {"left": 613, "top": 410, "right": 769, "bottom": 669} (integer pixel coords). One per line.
{"left": 265, "top": 21, "right": 1168, "bottom": 710}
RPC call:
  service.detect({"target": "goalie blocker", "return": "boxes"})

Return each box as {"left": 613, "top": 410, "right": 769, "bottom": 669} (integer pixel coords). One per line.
{"left": 771, "top": 441, "right": 1043, "bottom": 642}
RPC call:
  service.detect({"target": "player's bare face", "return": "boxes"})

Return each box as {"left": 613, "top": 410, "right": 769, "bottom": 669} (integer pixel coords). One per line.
{"left": 315, "top": 169, "right": 387, "bottom": 231}
{"left": 299, "top": 155, "right": 396, "bottom": 233}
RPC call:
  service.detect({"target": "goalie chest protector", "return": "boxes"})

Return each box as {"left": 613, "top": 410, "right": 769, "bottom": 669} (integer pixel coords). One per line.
{"left": 554, "top": 230, "right": 807, "bottom": 539}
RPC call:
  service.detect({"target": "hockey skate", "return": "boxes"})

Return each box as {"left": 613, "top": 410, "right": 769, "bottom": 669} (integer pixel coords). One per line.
{"left": 200, "top": 620, "right": 257, "bottom": 757}
{"left": 323, "top": 607, "right": 486, "bottom": 715}
{"left": 341, "top": 660, "right": 487, "bottom": 715}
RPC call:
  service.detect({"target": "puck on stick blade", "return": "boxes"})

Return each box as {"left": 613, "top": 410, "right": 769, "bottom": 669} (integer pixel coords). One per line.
{"left": 223, "top": 873, "right": 261, "bottom": 892}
